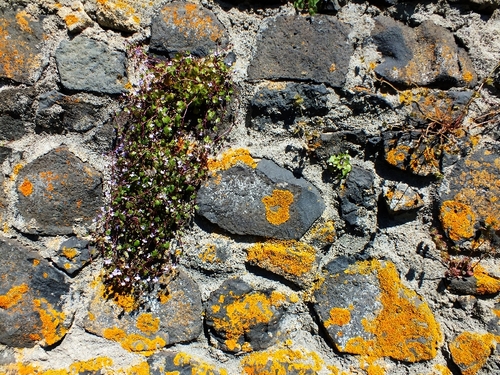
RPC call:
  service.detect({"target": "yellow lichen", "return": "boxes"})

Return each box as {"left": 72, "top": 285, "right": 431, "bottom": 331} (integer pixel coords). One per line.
{"left": 64, "top": 15, "right": 79, "bottom": 26}
{"left": 19, "top": 178, "right": 33, "bottom": 196}
{"left": 199, "top": 244, "right": 217, "bottom": 263}
{"left": 241, "top": 348, "right": 323, "bottom": 375}
{"left": 308, "top": 220, "right": 336, "bottom": 244}
{"left": 262, "top": 189, "right": 294, "bottom": 225}
{"left": 136, "top": 313, "right": 160, "bottom": 335}
{"left": 0, "top": 283, "right": 29, "bottom": 309}
{"left": 103, "top": 326, "right": 166, "bottom": 355}
{"left": 208, "top": 148, "right": 257, "bottom": 172}
{"left": 324, "top": 307, "right": 351, "bottom": 328}
{"left": 473, "top": 265, "right": 500, "bottom": 295}
{"left": 106, "top": 287, "right": 138, "bottom": 312}
{"left": 246, "top": 240, "right": 316, "bottom": 277}
{"left": 33, "top": 298, "right": 67, "bottom": 346}
{"left": 439, "top": 200, "right": 476, "bottom": 241}
{"left": 432, "top": 364, "right": 453, "bottom": 375}
{"left": 0, "top": 357, "right": 114, "bottom": 375}
{"left": 15, "top": 11, "right": 32, "bottom": 33}
{"left": 171, "top": 352, "right": 227, "bottom": 375}
{"left": 62, "top": 247, "right": 78, "bottom": 260}
{"left": 449, "top": 332, "right": 496, "bottom": 375}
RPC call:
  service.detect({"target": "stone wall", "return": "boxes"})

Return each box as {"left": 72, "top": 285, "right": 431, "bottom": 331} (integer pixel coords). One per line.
{"left": 0, "top": 0, "right": 500, "bottom": 374}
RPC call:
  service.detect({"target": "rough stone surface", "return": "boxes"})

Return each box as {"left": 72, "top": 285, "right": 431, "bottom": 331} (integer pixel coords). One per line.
{"left": 250, "top": 82, "right": 329, "bottom": 130}
{"left": 382, "top": 182, "right": 424, "bottom": 215}
{"left": 313, "top": 257, "right": 442, "bottom": 362}
{"left": 56, "top": 1, "right": 93, "bottom": 33}
{"left": 15, "top": 147, "right": 103, "bottom": 235}
{"left": 54, "top": 237, "right": 95, "bottom": 276}
{"left": 372, "top": 16, "right": 477, "bottom": 88}
{"left": 204, "top": 277, "right": 288, "bottom": 353}
{"left": 247, "top": 15, "right": 353, "bottom": 86}
{"left": 0, "top": 238, "right": 70, "bottom": 348}
{"left": 95, "top": 0, "right": 145, "bottom": 32}
{"left": 446, "top": 267, "right": 500, "bottom": 296}
{"left": 55, "top": 36, "right": 127, "bottom": 94}
{"left": 197, "top": 159, "right": 325, "bottom": 240}
{"left": 0, "top": 9, "right": 46, "bottom": 84}
{"left": 240, "top": 348, "right": 322, "bottom": 375}
{"left": 439, "top": 147, "right": 500, "bottom": 243}
{"left": 84, "top": 270, "right": 203, "bottom": 354}
{"left": 148, "top": 351, "right": 227, "bottom": 375}
{"left": 150, "top": 2, "right": 228, "bottom": 58}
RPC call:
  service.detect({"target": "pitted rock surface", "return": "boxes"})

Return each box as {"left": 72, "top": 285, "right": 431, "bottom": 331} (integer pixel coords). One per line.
{"left": 84, "top": 270, "right": 202, "bottom": 354}
{"left": 0, "top": 87, "right": 34, "bottom": 141}
{"left": 150, "top": 2, "right": 228, "bottom": 58}
{"left": 15, "top": 147, "right": 102, "bottom": 235}
{"left": 439, "top": 147, "right": 500, "bottom": 243}
{"left": 204, "top": 277, "right": 288, "bottom": 353}
{"left": 372, "top": 16, "right": 477, "bottom": 88}
{"left": 0, "top": 9, "right": 46, "bottom": 84}
{"left": 0, "top": 238, "right": 70, "bottom": 348}
{"left": 54, "top": 237, "right": 95, "bottom": 276}
{"left": 250, "top": 83, "right": 329, "bottom": 130}
{"left": 247, "top": 15, "right": 353, "bottom": 86}
{"left": 148, "top": 351, "right": 227, "bottom": 375}
{"left": 197, "top": 159, "right": 325, "bottom": 240}
{"left": 313, "top": 257, "right": 442, "bottom": 362}
{"left": 55, "top": 36, "right": 127, "bottom": 94}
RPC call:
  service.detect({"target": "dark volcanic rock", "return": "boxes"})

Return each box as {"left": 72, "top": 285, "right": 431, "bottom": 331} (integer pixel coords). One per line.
{"left": 197, "top": 159, "right": 325, "bottom": 240}
{"left": 55, "top": 36, "right": 127, "bottom": 94}
{"left": 0, "top": 238, "right": 70, "bottom": 348}
{"left": 248, "top": 15, "right": 353, "bottom": 87}
{"left": 15, "top": 147, "right": 102, "bottom": 235}
{"left": 372, "top": 16, "right": 477, "bottom": 88}
{"left": 84, "top": 270, "right": 203, "bottom": 354}
{"left": 205, "top": 278, "right": 288, "bottom": 353}
{"left": 150, "top": 2, "right": 228, "bottom": 58}
{"left": 54, "top": 237, "right": 95, "bottom": 276}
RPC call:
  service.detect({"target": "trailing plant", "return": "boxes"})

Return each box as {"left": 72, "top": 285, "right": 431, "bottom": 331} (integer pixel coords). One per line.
{"left": 327, "top": 152, "right": 352, "bottom": 178}
{"left": 94, "top": 47, "right": 233, "bottom": 299}
{"left": 294, "top": 0, "right": 321, "bottom": 15}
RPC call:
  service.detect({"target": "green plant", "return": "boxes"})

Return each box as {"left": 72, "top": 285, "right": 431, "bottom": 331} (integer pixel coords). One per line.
{"left": 294, "top": 0, "right": 321, "bottom": 15}
{"left": 94, "top": 47, "right": 233, "bottom": 299}
{"left": 327, "top": 152, "right": 351, "bottom": 178}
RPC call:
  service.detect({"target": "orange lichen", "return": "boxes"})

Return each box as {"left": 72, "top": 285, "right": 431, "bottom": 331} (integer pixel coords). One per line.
{"left": 33, "top": 298, "right": 67, "bottom": 346}
{"left": 241, "top": 348, "right": 323, "bottom": 375}
{"left": 449, "top": 332, "right": 496, "bottom": 375}
{"left": 385, "top": 145, "right": 409, "bottom": 166}
{"left": 246, "top": 240, "right": 316, "bottom": 277}
{"left": 199, "top": 244, "right": 218, "bottom": 263}
{"left": 136, "top": 313, "right": 160, "bottom": 334}
{"left": 343, "top": 260, "right": 442, "bottom": 362}
{"left": 15, "top": 11, "right": 32, "bottom": 33}
{"left": 0, "top": 283, "right": 29, "bottom": 309}
{"left": 106, "top": 287, "right": 138, "bottom": 312}
{"left": 64, "top": 15, "right": 79, "bottom": 26}
{"left": 493, "top": 308, "right": 500, "bottom": 318}
{"left": 0, "top": 356, "right": 115, "bottom": 375}
{"left": 463, "top": 71, "right": 474, "bottom": 83}
{"left": 324, "top": 307, "right": 351, "bottom": 328}
{"left": 62, "top": 247, "right": 78, "bottom": 260}
{"left": 166, "top": 3, "right": 223, "bottom": 43}
{"left": 473, "top": 265, "right": 500, "bottom": 295}
{"left": 309, "top": 220, "right": 336, "bottom": 244}
{"left": 211, "top": 291, "right": 286, "bottom": 352}
{"left": 171, "top": 352, "right": 228, "bottom": 375}
{"left": 262, "top": 189, "right": 294, "bottom": 225}
{"left": 432, "top": 364, "right": 453, "bottom": 375}
{"left": 208, "top": 148, "right": 257, "bottom": 172}
{"left": 33, "top": 259, "right": 40, "bottom": 266}
{"left": 11, "top": 163, "right": 23, "bottom": 180}
{"left": 103, "top": 326, "right": 166, "bottom": 355}
{"left": 19, "top": 178, "right": 33, "bottom": 196}
{"left": 439, "top": 200, "right": 476, "bottom": 241}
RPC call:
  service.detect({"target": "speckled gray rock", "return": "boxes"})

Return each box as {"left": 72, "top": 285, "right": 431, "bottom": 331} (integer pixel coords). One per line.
{"left": 55, "top": 36, "right": 127, "bottom": 94}
{"left": 248, "top": 15, "right": 353, "bottom": 87}
{"left": 197, "top": 159, "right": 325, "bottom": 240}
{"left": 15, "top": 147, "right": 102, "bottom": 235}
{"left": 382, "top": 182, "right": 424, "bottom": 215}
{"left": 0, "top": 238, "right": 70, "bottom": 348}
{"left": 372, "top": 16, "right": 477, "bottom": 88}
{"left": 150, "top": 2, "right": 228, "bottom": 58}
{"left": 204, "top": 278, "right": 288, "bottom": 353}
{"left": 84, "top": 270, "right": 203, "bottom": 353}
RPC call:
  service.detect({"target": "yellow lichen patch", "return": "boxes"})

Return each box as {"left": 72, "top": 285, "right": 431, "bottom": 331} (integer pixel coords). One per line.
{"left": 246, "top": 240, "right": 316, "bottom": 277}
{"left": 385, "top": 144, "right": 410, "bottom": 167}
{"left": 262, "top": 189, "right": 294, "bottom": 226}
{"left": 103, "top": 326, "right": 166, "bottom": 355}
{"left": 64, "top": 15, "right": 79, "bottom": 26}
{"left": 0, "top": 283, "right": 29, "bottom": 309}
{"left": 463, "top": 71, "right": 474, "bottom": 83}
{"left": 241, "top": 348, "right": 323, "bottom": 375}
{"left": 11, "top": 163, "right": 23, "bottom": 180}
{"left": 493, "top": 308, "right": 500, "bottom": 318}
{"left": 62, "top": 247, "right": 78, "bottom": 260}
{"left": 19, "top": 178, "right": 33, "bottom": 196}
{"left": 33, "top": 298, "right": 67, "bottom": 346}
{"left": 171, "top": 352, "right": 228, "bottom": 375}
{"left": 199, "top": 244, "right": 217, "bottom": 263}
{"left": 439, "top": 200, "right": 476, "bottom": 241}
{"left": 96, "top": 0, "right": 141, "bottom": 23}
{"left": 431, "top": 364, "right": 453, "bottom": 375}
{"left": 308, "top": 220, "right": 336, "bottom": 244}
{"left": 324, "top": 307, "right": 351, "bottom": 328}
{"left": 344, "top": 260, "right": 442, "bottom": 362}
{"left": 105, "top": 286, "right": 138, "bottom": 312}
{"left": 207, "top": 148, "right": 257, "bottom": 172}
{"left": 211, "top": 291, "right": 286, "bottom": 352}
{"left": 136, "top": 313, "right": 160, "bottom": 334}
{"left": 0, "top": 356, "right": 114, "bottom": 375}
{"left": 15, "top": 11, "right": 32, "bottom": 33}
{"left": 449, "top": 332, "right": 496, "bottom": 375}
{"left": 473, "top": 265, "right": 500, "bottom": 295}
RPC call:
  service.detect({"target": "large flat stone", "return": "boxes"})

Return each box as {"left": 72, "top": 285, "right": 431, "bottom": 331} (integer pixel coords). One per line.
{"left": 197, "top": 159, "right": 325, "bottom": 240}
{"left": 247, "top": 15, "right": 353, "bottom": 87}
{"left": 15, "top": 147, "right": 102, "bottom": 235}
{"left": 55, "top": 36, "right": 127, "bottom": 94}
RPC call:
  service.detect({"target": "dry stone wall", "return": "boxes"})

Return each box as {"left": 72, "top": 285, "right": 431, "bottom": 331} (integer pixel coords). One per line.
{"left": 0, "top": 0, "right": 500, "bottom": 374}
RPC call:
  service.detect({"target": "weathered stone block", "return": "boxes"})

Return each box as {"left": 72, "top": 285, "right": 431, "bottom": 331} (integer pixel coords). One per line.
{"left": 55, "top": 36, "right": 127, "bottom": 94}
{"left": 150, "top": 2, "right": 228, "bottom": 57}
{"left": 95, "top": 0, "right": 144, "bottom": 32}
{"left": 15, "top": 147, "right": 102, "bottom": 235}
{"left": 248, "top": 15, "right": 353, "bottom": 87}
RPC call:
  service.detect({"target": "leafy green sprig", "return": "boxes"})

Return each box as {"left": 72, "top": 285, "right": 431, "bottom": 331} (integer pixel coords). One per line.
{"left": 95, "top": 47, "right": 233, "bottom": 298}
